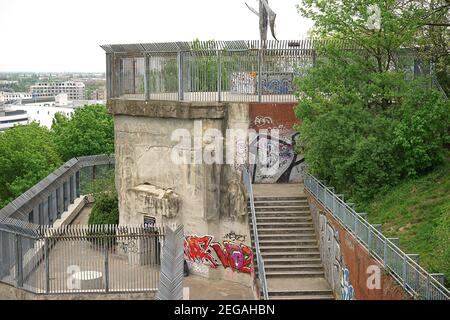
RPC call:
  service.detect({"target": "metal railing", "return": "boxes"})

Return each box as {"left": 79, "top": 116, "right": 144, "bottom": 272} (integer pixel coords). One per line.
{"left": 304, "top": 172, "right": 450, "bottom": 300}
{"left": 0, "top": 154, "right": 115, "bottom": 223}
{"left": 101, "top": 40, "right": 319, "bottom": 103}
{"left": 242, "top": 168, "right": 269, "bottom": 300}
{"left": 0, "top": 221, "right": 164, "bottom": 294}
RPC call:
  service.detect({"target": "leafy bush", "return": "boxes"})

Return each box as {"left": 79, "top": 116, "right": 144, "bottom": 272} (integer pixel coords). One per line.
{"left": 88, "top": 192, "right": 119, "bottom": 225}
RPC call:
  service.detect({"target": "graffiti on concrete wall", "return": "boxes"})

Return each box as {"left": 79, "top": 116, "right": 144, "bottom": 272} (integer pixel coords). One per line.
{"left": 224, "top": 231, "right": 247, "bottom": 242}
{"left": 249, "top": 131, "right": 306, "bottom": 183}
{"left": 319, "top": 213, "right": 354, "bottom": 300}
{"left": 184, "top": 235, "right": 253, "bottom": 274}
{"left": 249, "top": 103, "right": 306, "bottom": 184}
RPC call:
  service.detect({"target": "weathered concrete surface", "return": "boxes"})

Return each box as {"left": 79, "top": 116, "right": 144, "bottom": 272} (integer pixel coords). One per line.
{"left": 0, "top": 281, "right": 155, "bottom": 300}
{"left": 107, "top": 99, "right": 226, "bottom": 119}
{"left": 111, "top": 100, "right": 254, "bottom": 289}
{"left": 184, "top": 274, "right": 254, "bottom": 300}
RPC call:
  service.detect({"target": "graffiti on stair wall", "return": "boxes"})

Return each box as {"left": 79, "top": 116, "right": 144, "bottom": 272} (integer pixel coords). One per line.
{"left": 249, "top": 103, "right": 306, "bottom": 184}
{"left": 184, "top": 235, "right": 253, "bottom": 274}
{"left": 319, "top": 213, "right": 355, "bottom": 300}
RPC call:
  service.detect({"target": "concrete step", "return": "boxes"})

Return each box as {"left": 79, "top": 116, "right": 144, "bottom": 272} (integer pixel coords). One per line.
{"left": 253, "top": 196, "right": 307, "bottom": 202}
{"left": 257, "top": 264, "right": 324, "bottom": 272}
{"left": 252, "top": 200, "right": 309, "bottom": 207}
{"left": 264, "top": 257, "right": 323, "bottom": 265}
{"left": 253, "top": 206, "right": 310, "bottom": 212}
{"left": 255, "top": 216, "right": 312, "bottom": 223}
{"left": 253, "top": 222, "right": 313, "bottom": 229}
{"left": 261, "top": 251, "right": 321, "bottom": 259}
{"left": 253, "top": 233, "right": 316, "bottom": 241}
{"left": 257, "top": 228, "right": 315, "bottom": 234}
{"left": 250, "top": 211, "right": 311, "bottom": 217}
{"left": 269, "top": 294, "right": 335, "bottom": 300}
{"left": 265, "top": 270, "right": 325, "bottom": 278}
{"left": 260, "top": 245, "right": 319, "bottom": 252}
{"left": 259, "top": 239, "right": 317, "bottom": 246}
{"left": 269, "top": 289, "right": 333, "bottom": 297}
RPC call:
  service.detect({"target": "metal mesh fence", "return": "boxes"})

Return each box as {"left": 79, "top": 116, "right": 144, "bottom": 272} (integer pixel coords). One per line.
{"left": 304, "top": 172, "right": 450, "bottom": 300}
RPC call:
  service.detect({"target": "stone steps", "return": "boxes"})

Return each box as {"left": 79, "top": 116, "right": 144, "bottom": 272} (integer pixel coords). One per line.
{"left": 252, "top": 206, "right": 311, "bottom": 212}
{"left": 259, "top": 251, "right": 321, "bottom": 259}
{"left": 265, "top": 270, "right": 325, "bottom": 278}
{"left": 257, "top": 227, "right": 315, "bottom": 234}
{"left": 257, "top": 264, "right": 324, "bottom": 272}
{"left": 249, "top": 186, "right": 334, "bottom": 300}
{"left": 260, "top": 245, "right": 319, "bottom": 252}
{"left": 252, "top": 233, "right": 316, "bottom": 241}
{"left": 259, "top": 239, "right": 318, "bottom": 246}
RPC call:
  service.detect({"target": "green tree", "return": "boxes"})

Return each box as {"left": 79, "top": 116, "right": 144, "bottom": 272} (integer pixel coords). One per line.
{"left": 294, "top": 0, "right": 450, "bottom": 202}
{"left": 52, "top": 104, "right": 114, "bottom": 161}
{"left": 0, "top": 123, "right": 62, "bottom": 208}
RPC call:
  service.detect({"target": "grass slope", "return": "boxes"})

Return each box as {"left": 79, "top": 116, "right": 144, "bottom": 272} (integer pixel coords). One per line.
{"left": 365, "top": 160, "right": 450, "bottom": 285}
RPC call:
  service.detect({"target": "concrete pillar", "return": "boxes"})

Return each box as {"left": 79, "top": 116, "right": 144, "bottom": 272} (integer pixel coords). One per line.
{"left": 57, "top": 186, "right": 64, "bottom": 217}
{"left": 70, "top": 175, "right": 76, "bottom": 204}
{"left": 75, "top": 171, "right": 80, "bottom": 197}
{"left": 51, "top": 191, "right": 58, "bottom": 223}
{"left": 63, "top": 182, "right": 69, "bottom": 211}
{"left": 43, "top": 199, "right": 49, "bottom": 225}
{"left": 32, "top": 207, "right": 39, "bottom": 224}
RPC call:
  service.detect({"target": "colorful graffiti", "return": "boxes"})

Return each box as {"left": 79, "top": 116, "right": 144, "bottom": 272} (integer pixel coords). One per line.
{"left": 184, "top": 235, "right": 218, "bottom": 268}
{"left": 319, "top": 213, "right": 354, "bottom": 300}
{"left": 249, "top": 132, "right": 306, "bottom": 183}
{"left": 184, "top": 235, "right": 253, "bottom": 274}
{"left": 211, "top": 241, "right": 253, "bottom": 273}
{"left": 249, "top": 103, "right": 306, "bottom": 183}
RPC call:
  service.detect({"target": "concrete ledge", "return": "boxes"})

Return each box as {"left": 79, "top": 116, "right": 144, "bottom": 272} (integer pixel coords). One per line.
{"left": 53, "top": 196, "right": 88, "bottom": 228}
{"left": 0, "top": 281, "right": 155, "bottom": 300}
{"left": 107, "top": 99, "right": 227, "bottom": 119}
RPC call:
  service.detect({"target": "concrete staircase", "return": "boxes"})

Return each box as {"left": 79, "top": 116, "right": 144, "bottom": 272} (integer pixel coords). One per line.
{"left": 249, "top": 184, "right": 334, "bottom": 300}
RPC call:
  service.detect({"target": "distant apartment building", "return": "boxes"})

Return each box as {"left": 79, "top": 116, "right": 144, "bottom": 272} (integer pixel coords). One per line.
{"left": 0, "top": 106, "right": 29, "bottom": 132}
{"left": 30, "top": 81, "right": 85, "bottom": 100}
{"left": 89, "top": 88, "right": 106, "bottom": 100}
{"left": 0, "top": 91, "right": 33, "bottom": 102}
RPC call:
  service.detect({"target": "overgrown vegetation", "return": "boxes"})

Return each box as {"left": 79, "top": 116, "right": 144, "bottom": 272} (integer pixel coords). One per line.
{"left": 294, "top": 0, "right": 450, "bottom": 204}
{"left": 88, "top": 191, "right": 119, "bottom": 226}
{"left": 365, "top": 161, "right": 450, "bottom": 285}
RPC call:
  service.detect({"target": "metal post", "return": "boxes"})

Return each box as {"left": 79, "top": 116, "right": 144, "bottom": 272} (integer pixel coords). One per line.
{"left": 177, "top": 51, "right": 184, "bottom": 101}
{"left": 257, "top": 49, "right": 262, "bottom": 102}
{"left": 383, "top": 238, "right": 388, "bottom": 268}
{"left": 145, "top": 54, "right": 150, "bottom": 100}
{"left": 104, "top": 235, "right": 109, "bottom": 293}
{"left": 15, "top": 234, "right": 23, "bottom": 288}
{"left": 408, "top": 254, "right": 420, "bottom": 292}
{"left": 217, "top": 50, "right": 222, "bottom": 102}
{"left": 402, "top": 254, "right": 407, "bottom": 288}
{"left": 44, "top": 237, "right": 50, "bottom": 293}
{"left": 106, "top": 53, "right": 112, "bottom": 99}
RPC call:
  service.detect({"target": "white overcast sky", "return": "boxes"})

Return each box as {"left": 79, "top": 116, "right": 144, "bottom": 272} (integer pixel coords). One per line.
{"left": 0, "top": 0, "right": 313, "bottom": 73}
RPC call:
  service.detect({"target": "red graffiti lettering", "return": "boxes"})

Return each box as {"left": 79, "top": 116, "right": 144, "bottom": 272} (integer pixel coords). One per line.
{"left": 211, "top": 241, "right": 253, "bottom": 273}
{"left": 184, "top": 235, "right": 218, "bottom": 268}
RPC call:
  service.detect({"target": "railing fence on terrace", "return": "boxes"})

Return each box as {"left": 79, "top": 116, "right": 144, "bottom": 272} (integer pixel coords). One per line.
{"left": 304, "top": 172, "right": 450, "bottom": 300}
{"left": 101, "top": 40, "right": 447, "bottom": 103}
{"left": 0, "top": 222, "right": 164, "bottom": 294}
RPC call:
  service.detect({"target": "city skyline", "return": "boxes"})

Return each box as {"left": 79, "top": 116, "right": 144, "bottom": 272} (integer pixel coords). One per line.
{"left": 0, "top": 0, "right": 313, "bottom": 73}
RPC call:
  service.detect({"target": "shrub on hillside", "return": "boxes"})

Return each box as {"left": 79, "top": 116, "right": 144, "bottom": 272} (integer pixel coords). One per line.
{"left": 88, "top": 192, "right": 119, "bottom": 225}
